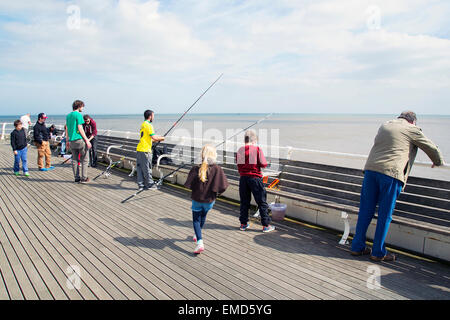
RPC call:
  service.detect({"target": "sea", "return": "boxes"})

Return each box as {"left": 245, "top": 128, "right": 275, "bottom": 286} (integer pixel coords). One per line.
{"left": 1, "top": 113, "right": 449, "bottom": 180}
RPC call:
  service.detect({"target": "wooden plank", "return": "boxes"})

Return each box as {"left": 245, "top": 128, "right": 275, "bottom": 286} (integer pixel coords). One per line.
{"left": 0, "top": 178, "right": 70, "bottom": 300}
{"left": 0, "top": 268, "right": 10, "bottom": 299}
{"left": 42, "top": 162, "right": 296, "bottom": 300}
{"left": 21, "top": 172, "right": 238, "bottom": 300}
{"left": 5, "top": 181, "right": 138, "bottom": 300}
{"left": 12, "top": 171, "right": 202, "bottom": 297}
{"left": 0, "top": 162, "right": 103, "bottom": 300}
{"left": 59, "top": 168, "right": 356, "bottom": 300}
{"left": 0, "top": 242, "right": 19, "bottom": 300}
{"left": 0, "top": 165, "right": 114, "bottom": 300}
{"left": 1, "top": 144, "right": 449, "bottom": 301}
{"left": 147, "top": 186, "right": 442, "bottom": 300}
{"left": 60, "top": 164, "right": 400, "bottom": 298}
{"left": 0, "top": 215, "right": 38, "bottom": 300}
{"left": 11, "top": 164, "right": 215, "bottom": 300}
{"left": 57, "top": 169, "right": 308, "bottom": 299}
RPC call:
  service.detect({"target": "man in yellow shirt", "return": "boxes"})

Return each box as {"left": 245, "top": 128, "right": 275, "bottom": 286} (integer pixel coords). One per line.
{"left": 136, "top": 109, "right": 165, "bottom": 190}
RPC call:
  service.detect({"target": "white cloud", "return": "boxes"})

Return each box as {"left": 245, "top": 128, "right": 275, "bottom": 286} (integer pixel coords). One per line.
{"left": 0, "top": 0, "right": 449, "bottom": 114}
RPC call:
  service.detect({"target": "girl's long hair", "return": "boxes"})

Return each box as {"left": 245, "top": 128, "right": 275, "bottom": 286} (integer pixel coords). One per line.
{"left": 199, "top": 144, "right": 217, "bottom": 183}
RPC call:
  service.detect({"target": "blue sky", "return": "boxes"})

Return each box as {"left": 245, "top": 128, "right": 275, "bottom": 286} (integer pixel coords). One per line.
{"left": 0, "top": 0, "right": 449, "bottom": 115}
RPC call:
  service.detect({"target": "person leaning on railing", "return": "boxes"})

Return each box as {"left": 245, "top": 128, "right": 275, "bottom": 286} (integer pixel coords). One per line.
{"left": 351, "top": 111, "right": 445, "bottom": 262}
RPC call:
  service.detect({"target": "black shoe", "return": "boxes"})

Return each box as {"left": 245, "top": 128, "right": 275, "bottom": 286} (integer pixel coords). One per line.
{"left": 75, "top": 178, "right": 81, "bottom": 183}
{"left": 80, "top": 177, "right": 90, "bottom": 184}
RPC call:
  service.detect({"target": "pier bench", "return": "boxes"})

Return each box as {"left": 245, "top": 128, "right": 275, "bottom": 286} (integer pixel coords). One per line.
{"left": 95, "top": 134, "right": 450, "bottom": 261}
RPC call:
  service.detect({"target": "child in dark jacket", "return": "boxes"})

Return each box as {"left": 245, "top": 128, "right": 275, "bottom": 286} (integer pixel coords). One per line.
{"left": 10, "top": 120, "right": 29, "bottom": 176}
{"left": 184, "top": 145, "right": 229, "bottom": 254}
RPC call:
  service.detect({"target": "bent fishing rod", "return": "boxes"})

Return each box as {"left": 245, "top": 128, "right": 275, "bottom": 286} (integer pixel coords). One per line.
{"left": 156, "top": 113, "right": 274, "bottom": 186}
{"left": 152, "top": 73, "right": 224, "bottom": 149}
{"left": 121, "top": 74, "right": 224, "bottom": 203}
{"left": 120, "top": 113, "right": 273, "bottom": 203}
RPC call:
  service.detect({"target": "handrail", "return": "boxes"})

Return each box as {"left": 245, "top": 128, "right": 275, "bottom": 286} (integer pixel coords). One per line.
{"left": 2, "top": 122, "right": 447, "bottom": 170}
{"left": 97, "top": 129, "right": 449, "bottom": 170}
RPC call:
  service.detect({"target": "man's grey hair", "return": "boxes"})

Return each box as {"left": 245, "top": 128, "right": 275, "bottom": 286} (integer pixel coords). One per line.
{"left": 398, "top": 111, "right": 417, "bottom": 124}
{"left": 244, "top": 129, "right": 258, "bottom": 143}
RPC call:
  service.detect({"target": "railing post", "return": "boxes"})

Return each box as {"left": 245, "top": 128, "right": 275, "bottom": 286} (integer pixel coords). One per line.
{"left": 339, "top": 211, "right": 351, "bottom": 245}
{"left": 1, "top": 123, "right": 7, "bottom": 140}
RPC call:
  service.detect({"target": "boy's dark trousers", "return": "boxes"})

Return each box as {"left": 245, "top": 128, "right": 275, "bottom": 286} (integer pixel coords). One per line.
{"left": 239, "top": 175, "right": 271, "bottom": 227}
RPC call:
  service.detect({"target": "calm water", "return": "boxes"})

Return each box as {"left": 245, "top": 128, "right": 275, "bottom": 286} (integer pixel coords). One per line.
{"left": 1, "top": 113, "right": 449, "bottom": 179}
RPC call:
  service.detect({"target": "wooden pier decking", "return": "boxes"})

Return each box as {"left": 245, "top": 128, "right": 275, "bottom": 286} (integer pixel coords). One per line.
{"left": 0, "top": 143, "right": 449, "bottom": 300}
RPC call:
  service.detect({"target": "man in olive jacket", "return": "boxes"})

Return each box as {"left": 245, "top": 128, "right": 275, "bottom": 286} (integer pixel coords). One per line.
{"left": 351, "top": 111, "right": 444, "bottom": 262}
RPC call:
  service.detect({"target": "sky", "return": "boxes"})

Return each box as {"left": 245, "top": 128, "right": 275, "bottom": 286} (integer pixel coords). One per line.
{"left": 0, "top": 0, "right": 449, "bottom": 115}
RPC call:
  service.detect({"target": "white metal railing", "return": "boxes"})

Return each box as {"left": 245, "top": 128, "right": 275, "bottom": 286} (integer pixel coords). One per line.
{"left": 2, "top": 123, "right": 448, "bottom": 170}
{"left": 98, "top": 128, "right": 449, "bottom": 170}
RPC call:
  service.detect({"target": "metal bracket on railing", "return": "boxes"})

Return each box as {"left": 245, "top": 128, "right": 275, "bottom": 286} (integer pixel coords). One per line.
{"left": 127, "top": 160, "right": 136, "bottom": 177}
{"left": 339, "top": 211, "right": 351, "bottom": 245}
{"left": 106, "top": 144, "right": 124, "bottom": 166}
{"left": 155, "top": 153, "right": 185, "bottom": 188}
{"left": 286, "top": 146, "right": 293, "bottom": 160}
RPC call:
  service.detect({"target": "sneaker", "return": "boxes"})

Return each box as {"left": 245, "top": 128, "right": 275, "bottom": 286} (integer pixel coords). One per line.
{"left": 194, "top": 244, "right": 204, "bottom": 254}
{"left": 46, "top": 166, "right": 55, "bottom": 171}
{"left": 14, "top": 172, "right": 20, "bottom": 176}
{"left": 240, "top": 223, "right": 250, "bottom": 231}
{"left": 370, "top": 253, "right": 396, "bottom": 262}
{"left": 80, "top": 177, "right": 90, "bottom": 184}
{"left": 75, "top": 178, "right": 81, "bottom": 183}
{"left": 39, "top": 168, "right": 48, "bottom": 172}
{"left": 144, "top": 183, "right": 158, "bottom": 190}
{"left": 262, "top": 225, "right": 276, "bottom": 233}
{"left": 351, "top": 247, "right": 372, "bottom": 256}
{"left": 193, "top": 235, "right": 197, "bottom": 242}
{"left": 24, "top": 172, "right": 30, "bottom": 177}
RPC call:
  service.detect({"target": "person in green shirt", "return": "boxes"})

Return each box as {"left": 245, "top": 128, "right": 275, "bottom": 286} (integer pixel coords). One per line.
{"left": 65, "top": 100, "right": 92, "bottom": 183}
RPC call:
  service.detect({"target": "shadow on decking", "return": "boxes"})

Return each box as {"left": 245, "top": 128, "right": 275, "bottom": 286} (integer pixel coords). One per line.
{"left": 252, "top": 225, "right": 450, "bottom": 300}
{"left": 159, "top": 217, "right": 241, "bottom": 232}
{"left": 114, "top": 236, "right": 195, "bottom": 256}
{"left": 156, "top": 187, "right": 450, "bottom": 300}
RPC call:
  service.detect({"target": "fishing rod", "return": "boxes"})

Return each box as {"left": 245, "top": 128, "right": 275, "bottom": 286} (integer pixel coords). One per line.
{"left": 120, "top": 75, "right": 223, "bottom": 204}
{"left": 152, "top": 73, "right": 223, "bottom": 150}
{"left": 156, "top": 113, "right": 274, "bottom": 186}
{"left": 93, "top": 156, "right": 125, "bottom": 180}
{"left": 252, "top": 146, "right": 293, "bottom": 219}
{"left": 120, "top": 113, "right": 273, "bottom": 204}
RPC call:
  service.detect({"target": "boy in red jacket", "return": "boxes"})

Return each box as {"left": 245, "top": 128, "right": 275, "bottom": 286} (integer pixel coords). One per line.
{"left": 236, "top": 130, "right": 275, "bottom": 233}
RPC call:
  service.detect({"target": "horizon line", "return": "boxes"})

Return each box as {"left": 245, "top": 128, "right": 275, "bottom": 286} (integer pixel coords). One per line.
{"left": 1, "top": 112, "right": 450, "bottom": 117}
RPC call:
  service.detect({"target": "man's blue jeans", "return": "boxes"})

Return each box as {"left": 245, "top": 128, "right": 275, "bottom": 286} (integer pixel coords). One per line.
{"left": 351, "top": 170, "right": 403, "bottom": 258}
{"left": 192, "top": 200, "right": 215, "bottom": 241}
{"left": 13, "top": 147, "right": 28, "bottom": 173}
